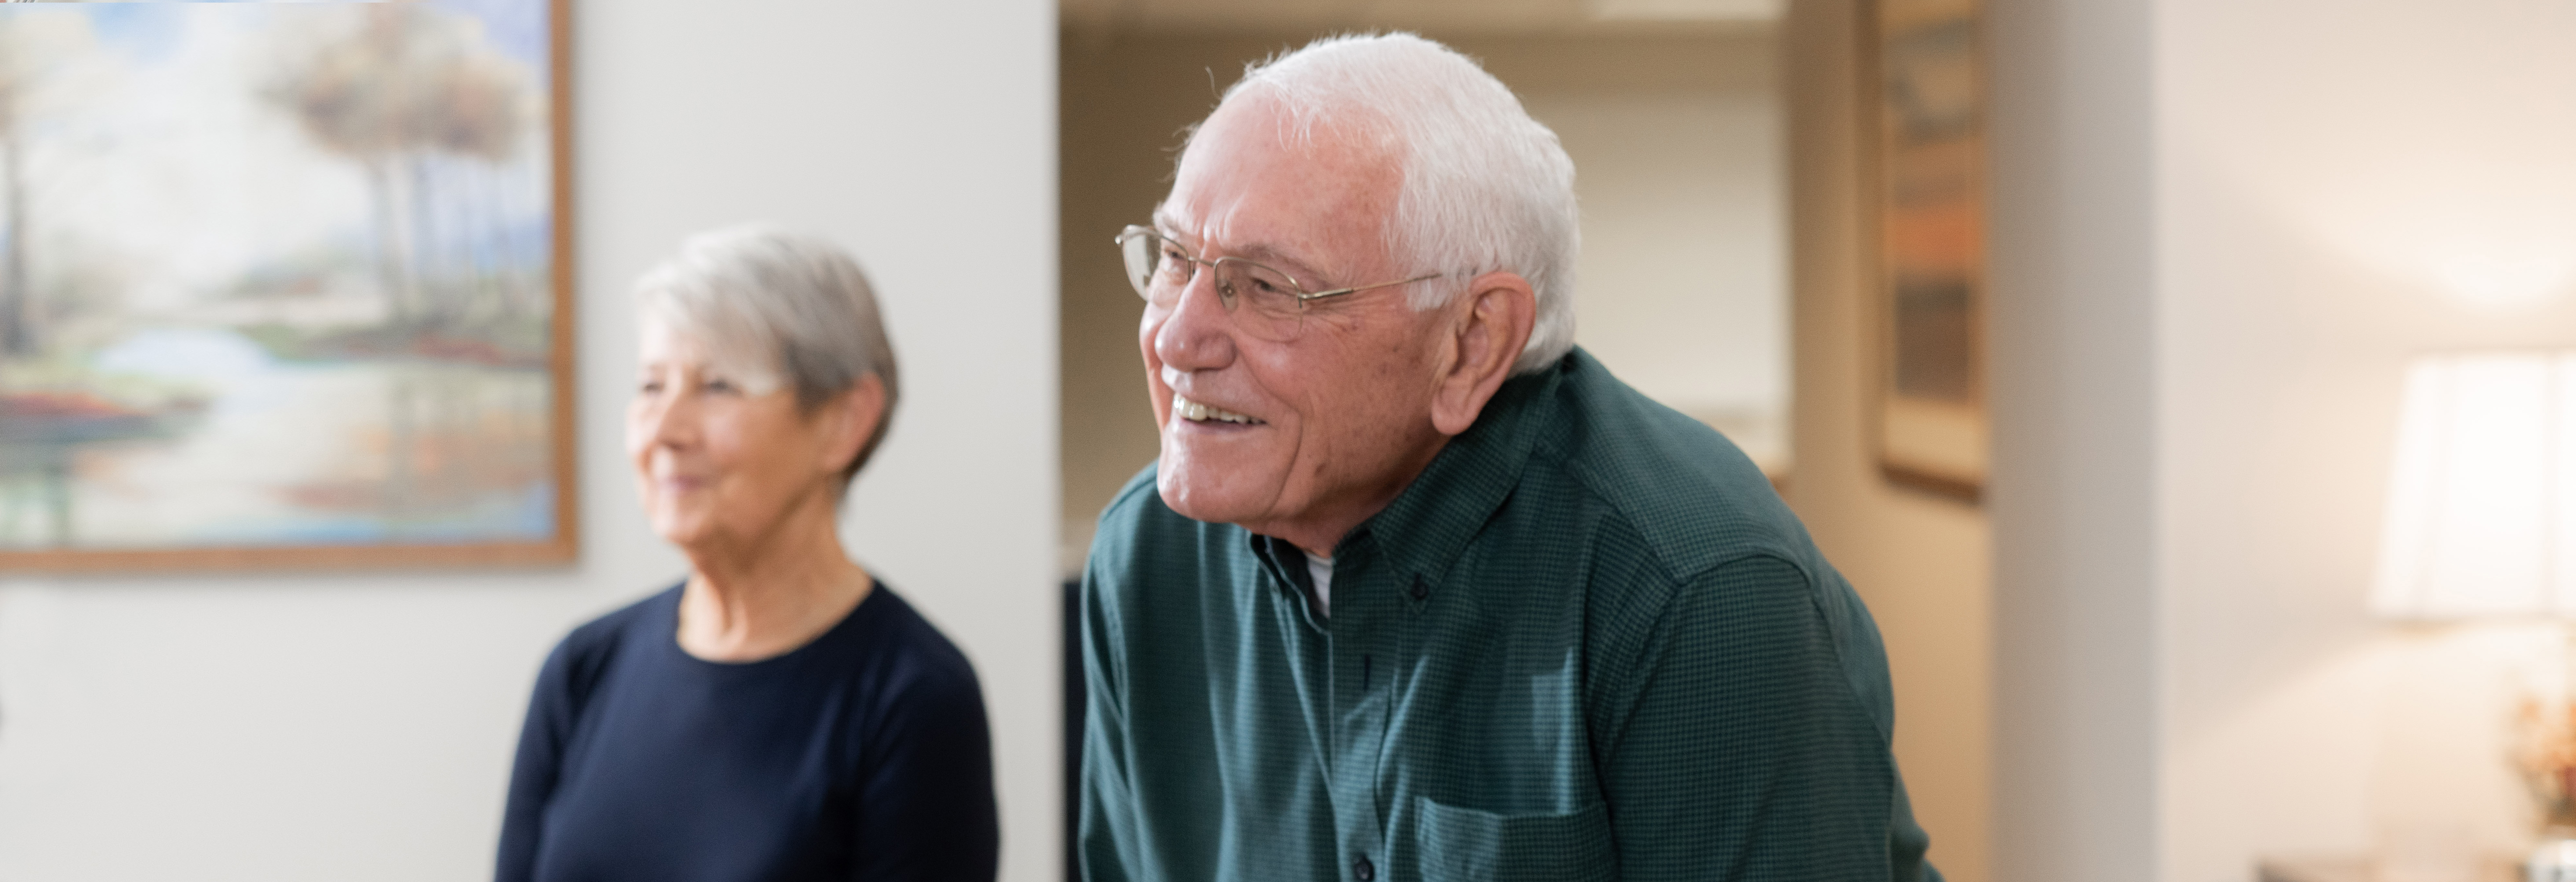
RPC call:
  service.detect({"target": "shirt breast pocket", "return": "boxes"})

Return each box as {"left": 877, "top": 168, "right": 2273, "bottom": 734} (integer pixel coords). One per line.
{"left": 1416, "top": 797, "right": 1616, "bottom": 882}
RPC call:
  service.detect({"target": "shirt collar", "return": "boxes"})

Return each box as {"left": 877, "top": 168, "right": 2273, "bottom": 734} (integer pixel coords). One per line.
{"left": 1248, "top": 531, "right": 1309, "bottom": 594}
{"left": 1338, "top": 348, "right": 1570, "bottom": 586}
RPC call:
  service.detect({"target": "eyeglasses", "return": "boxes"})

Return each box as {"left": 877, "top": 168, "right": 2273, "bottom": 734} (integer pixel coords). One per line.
{"left": 1116, "top": 225, "right": 1441, "bottom": 342}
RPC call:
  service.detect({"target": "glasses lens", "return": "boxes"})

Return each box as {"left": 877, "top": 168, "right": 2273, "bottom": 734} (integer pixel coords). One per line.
{"left": 1213, "top": 260, "right": 1306, "bottom": 341}
{"left": 1118, "top": 229, "right": 1162, "bottom": 301}
{"left": 1119, "top": 230, "right": 1312, "bottom": 341}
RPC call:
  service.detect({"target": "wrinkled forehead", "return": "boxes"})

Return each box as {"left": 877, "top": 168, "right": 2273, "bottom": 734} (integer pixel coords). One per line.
{"left": 1158, "top": 93, "right": 1404, "bottom": 276}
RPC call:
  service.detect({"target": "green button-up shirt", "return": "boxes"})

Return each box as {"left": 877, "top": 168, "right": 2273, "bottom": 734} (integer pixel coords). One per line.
{"left": 1080, "top": 348, "right": 1940, "bottom": 882}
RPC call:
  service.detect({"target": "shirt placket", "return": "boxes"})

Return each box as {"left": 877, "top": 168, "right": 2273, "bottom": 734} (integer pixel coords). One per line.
{"left": 1326, "top": 540, "right": 1396, "bottom": 882}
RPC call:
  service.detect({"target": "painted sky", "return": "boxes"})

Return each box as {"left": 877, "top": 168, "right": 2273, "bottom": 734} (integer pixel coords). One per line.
{"left": 0, "top": 1, "right": 551, "bottom": 317}
{"left": 78, "top": 0, "right": 545, "bottom": 68}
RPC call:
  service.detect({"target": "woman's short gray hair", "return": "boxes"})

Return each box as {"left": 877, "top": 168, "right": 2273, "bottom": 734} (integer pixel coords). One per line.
{"left": 1213, "top": 32, "right": 1581, "bottom": 376}
{"left": 632, "top": 224, "right": 901, "bottom": 477}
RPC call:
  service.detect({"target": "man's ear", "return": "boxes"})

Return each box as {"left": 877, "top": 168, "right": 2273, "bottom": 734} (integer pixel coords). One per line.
{"left": 1430, "top": 272, "right": 1537, "bottom": 436}
{"left": 821, "top": 374, "right": 888, "bottom": 475}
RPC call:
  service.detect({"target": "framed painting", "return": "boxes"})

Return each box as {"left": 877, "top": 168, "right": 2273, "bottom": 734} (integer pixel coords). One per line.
{"left": 0, "top": 0, "right": 575, "bottom": 570}
{"left": 1870, "top": 0, "right": 1987, "bottom": 503}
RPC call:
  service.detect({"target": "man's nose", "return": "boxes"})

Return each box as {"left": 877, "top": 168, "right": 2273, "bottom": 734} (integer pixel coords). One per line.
{"left": 1152, "top": 265, "right": 1238, "bottom": 372}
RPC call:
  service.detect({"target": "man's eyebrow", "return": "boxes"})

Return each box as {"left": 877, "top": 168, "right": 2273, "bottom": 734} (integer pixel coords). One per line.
{"left": 1228, "top": 245, "right": 1331, "bottom": 287}
{"left": 1146, "top": 209, "right": 1338, "bottom": 287}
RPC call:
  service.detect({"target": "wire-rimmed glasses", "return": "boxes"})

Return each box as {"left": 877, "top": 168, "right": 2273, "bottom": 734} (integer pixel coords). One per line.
{"left": 1116, "top": 225, "right": 1441, "bottom": 342}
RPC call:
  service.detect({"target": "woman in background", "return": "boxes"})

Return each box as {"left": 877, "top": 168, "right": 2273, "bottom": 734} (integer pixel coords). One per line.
{"left": 497, "top": 226, "right": 998, "bottom": 882}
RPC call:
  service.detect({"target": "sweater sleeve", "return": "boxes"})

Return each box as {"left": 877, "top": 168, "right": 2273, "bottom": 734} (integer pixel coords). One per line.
{"left": 849, "top": 651, "right": 1001, "bottom": 882}
{"left": 495, "top": 637, "right": 583, "bottom": 882}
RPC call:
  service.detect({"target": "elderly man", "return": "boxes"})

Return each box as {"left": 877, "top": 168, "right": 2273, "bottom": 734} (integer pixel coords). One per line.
{"left": 1079, "top": 33, "right": 1940, "bottom": 882}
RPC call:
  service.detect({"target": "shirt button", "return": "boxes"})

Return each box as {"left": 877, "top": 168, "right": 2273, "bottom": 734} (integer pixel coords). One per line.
{"left": 1408, "top": 575, "right": 1428, "bottom": 602}
{"left": 1354, "top": 856, "right": 1375, "bottom": 881}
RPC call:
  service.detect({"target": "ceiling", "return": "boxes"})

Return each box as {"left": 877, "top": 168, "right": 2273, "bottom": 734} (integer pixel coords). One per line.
{"left": 1059, "top": 0, "right": 1782, "bottom": 36}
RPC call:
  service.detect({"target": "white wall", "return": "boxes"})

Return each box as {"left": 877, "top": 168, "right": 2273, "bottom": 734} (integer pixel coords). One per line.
{"left": 1985, "top": 0, "right": 2162, "bottom": 880}
{"left": 1520, "top": 38, "right": 1791, "bottom": 471}
{"left": 2157, "top": 0, "right": 2576, "bottom": 879}
{"left": 0, "top": 2, "right": 1062, "bottom": 880}
{"left": 1988, "top": 0, "right": 2576, "bottom": 880}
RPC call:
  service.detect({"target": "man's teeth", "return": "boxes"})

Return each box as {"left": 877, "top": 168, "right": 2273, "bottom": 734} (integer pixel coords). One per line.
{"left": 1174, "top": 394, "right": 1259, "bottom": 424}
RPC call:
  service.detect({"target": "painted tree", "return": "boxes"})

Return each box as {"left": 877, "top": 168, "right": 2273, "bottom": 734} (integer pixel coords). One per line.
{"left": 268, "top": 5, "right": 534, "bottom": 330}
{"left": 269, "top": 6, "right": 420, "bottom": 324}
{"left": 0, "top": 10, "right": 92, "bottom": 358}
{"left": 0, "top": 46, "right": 28, "bottom": 359}
{"left": 409, "top": 43, "right": 530, "bottom": 325}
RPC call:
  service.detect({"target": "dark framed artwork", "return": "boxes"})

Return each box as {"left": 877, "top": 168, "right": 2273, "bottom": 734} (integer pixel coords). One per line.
{"left": 0, "top": 0, "right": 576, "bottom": 570}
{"left": 1871, "top": 0, "right": 1987, "bottom": 503}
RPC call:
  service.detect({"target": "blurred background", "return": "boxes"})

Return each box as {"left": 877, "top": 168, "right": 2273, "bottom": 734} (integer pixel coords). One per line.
{"left": 3, "top": 1, "right": 2576, "bottom": 881}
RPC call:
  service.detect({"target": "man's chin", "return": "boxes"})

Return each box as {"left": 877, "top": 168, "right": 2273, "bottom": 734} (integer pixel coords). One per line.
{"left": 1154, "top": 466, "right": 1277, "bottom": 527}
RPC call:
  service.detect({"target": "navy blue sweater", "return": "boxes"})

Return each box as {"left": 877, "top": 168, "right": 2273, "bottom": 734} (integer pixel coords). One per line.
{"left": 497, "top": 582, "right": 998, "bottom": 882}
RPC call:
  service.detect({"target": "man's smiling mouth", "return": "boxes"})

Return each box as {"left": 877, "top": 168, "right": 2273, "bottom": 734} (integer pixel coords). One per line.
{"left": 1172, "top": 394, "right": 1264, "bottom": 425}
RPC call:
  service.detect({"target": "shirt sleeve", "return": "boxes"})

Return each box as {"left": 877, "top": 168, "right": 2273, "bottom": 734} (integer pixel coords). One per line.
{"left": 1598, "top": 554, "right": 1941, "bottom": 882}
{"left": 850, "top": 657, "right": 1001, "bottom": 882}
{"left": 495, "top": 638, "right": 581, "bottom": 882}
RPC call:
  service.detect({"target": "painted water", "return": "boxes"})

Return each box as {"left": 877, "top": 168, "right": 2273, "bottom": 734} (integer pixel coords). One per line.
{"left": 0, "top": 328, "right": 550, "bottom": 548}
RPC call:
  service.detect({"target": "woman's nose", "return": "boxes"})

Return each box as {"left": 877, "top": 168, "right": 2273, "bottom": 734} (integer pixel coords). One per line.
{"left": 631, "top": 390, "right": 699, "bottom": 455}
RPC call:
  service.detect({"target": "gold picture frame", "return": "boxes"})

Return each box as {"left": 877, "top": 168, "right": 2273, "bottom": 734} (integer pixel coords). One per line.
{"left": 0, "top": 0, "right": 577, "bottom": 570}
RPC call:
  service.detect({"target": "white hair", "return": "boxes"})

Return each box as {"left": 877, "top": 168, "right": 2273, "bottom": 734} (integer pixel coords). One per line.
{"left": 632, "top": 224, "right": 901, "bottom": 476}
{"left": 1210, "top": 32, "right": 1580, "bottom": 376}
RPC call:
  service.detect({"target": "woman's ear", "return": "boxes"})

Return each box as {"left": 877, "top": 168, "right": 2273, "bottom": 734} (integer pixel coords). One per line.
{"left": 1430, "top": 272, "right": 1537, "bottom": 436}
{"left": 821, "top": 374, "right": 887, "bottom": 476}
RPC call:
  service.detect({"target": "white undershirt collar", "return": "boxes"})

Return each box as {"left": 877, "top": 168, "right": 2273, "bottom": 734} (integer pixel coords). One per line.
{"left": 1303, "top": 551, "right": 1333, "bottom": 617}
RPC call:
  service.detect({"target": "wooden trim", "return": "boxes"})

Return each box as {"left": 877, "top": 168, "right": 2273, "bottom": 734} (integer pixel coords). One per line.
{"left": 0, "top": 0, "right": 580, "bottom": 573}
{"left": 1881, "top": 462, "right": 1983, "bottom": 503}
{"left": 546, "top": 0, "right": 581, "bottom": 565}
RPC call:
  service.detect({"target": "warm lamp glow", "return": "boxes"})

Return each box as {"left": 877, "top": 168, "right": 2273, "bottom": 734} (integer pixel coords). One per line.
{"left": 2372, "top": 352, "right": 2576, "bottom": 619}
{"left": 2427, "top": 251, "right": 2576, "bottom": 311}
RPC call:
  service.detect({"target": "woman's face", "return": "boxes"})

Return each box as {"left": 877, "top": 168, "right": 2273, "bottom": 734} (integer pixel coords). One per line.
{"left": 625, "top": 319, "right": 857, "bottom": 554}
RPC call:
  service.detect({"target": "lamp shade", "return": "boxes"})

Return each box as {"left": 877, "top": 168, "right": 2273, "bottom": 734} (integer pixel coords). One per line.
{"left": 2372, "top": 351, "right": 2576, "bottom": 619}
